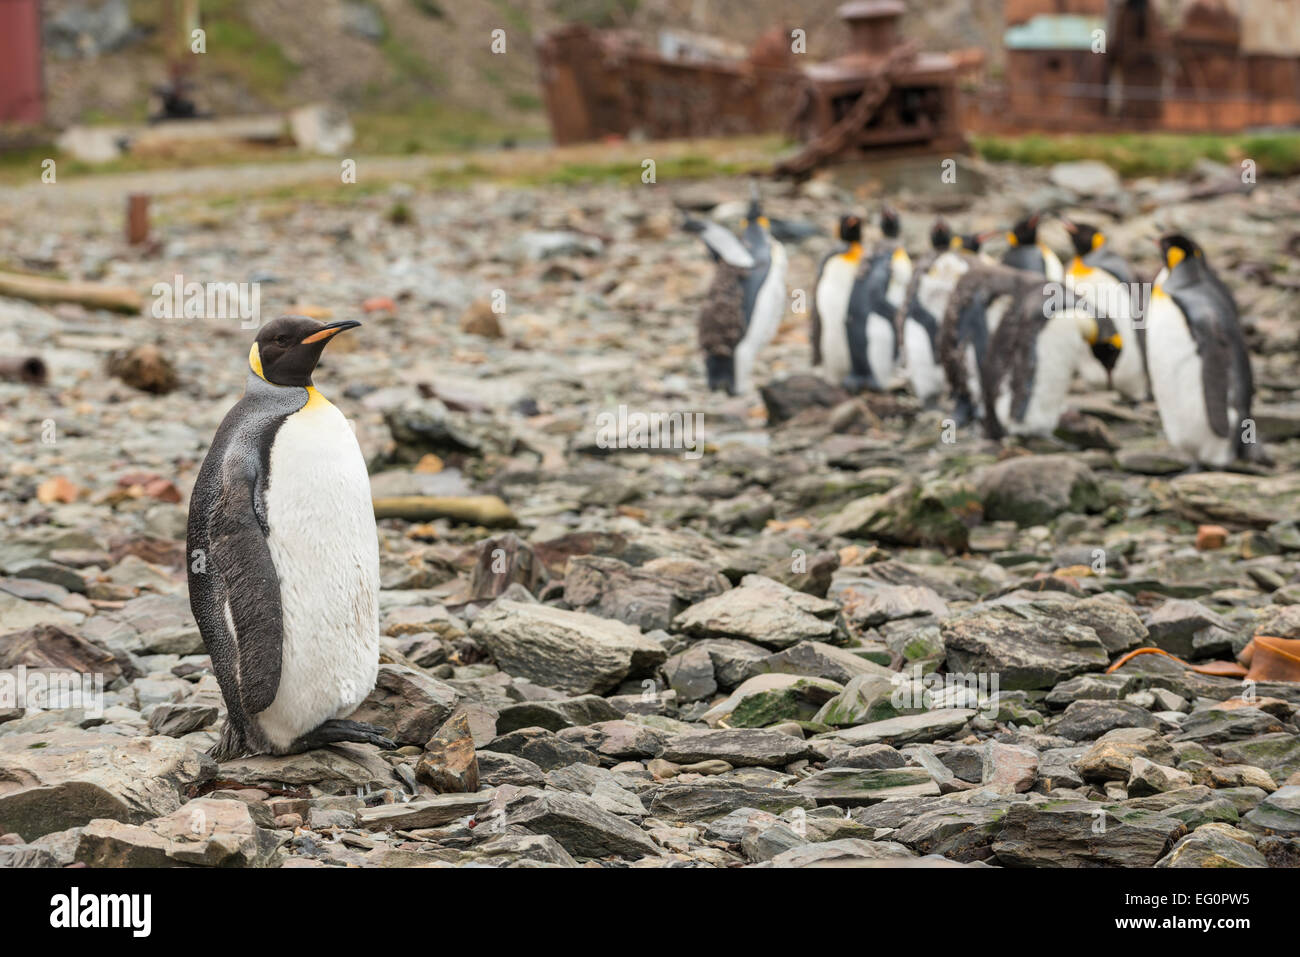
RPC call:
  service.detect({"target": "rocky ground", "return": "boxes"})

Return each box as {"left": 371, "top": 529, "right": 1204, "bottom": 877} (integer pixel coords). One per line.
{"left": 1, "top": 154, "right": 1300, "bottom": 868}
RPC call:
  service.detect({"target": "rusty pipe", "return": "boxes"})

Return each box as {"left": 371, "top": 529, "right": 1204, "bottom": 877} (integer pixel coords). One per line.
{"left": 0, "top": 356, "right": 49, "bottom": 385}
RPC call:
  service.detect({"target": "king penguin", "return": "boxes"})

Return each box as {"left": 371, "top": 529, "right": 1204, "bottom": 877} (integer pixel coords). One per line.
{"left": 732, "top": 187, "right": 789, "bottom": 394}
{"left": 1061, "top": 217, "right": 1149, "bottom": 400}
{"left": 812, "top": 212, "right": 871, "bottom": 387}
{"left": 979, "top": 276, "right": 1123, "bottom": 439}
{"left": 685, "top": 216, "right": 756, "bottom": 393}
{"left": 1145, "top": 233, "right": 1256, "bottom": 468}
{"left": 939, "top": 233, "right": 1031, "bottom": 424}
{"left": 187, "top": 315, "right": 391, "bottom": 761}
{"left": 818, "top": 207, "right": 910, "bottom": 392}
{"left": 1001, "top": 212, "right": 1064, "bottom": 281}
{"left": 895, "top": 219, "right": 976, "bottom": 406}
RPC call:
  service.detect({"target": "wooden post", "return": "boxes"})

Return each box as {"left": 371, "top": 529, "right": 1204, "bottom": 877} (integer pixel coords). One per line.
{"left": 126, "top": 193, "right": 149, "bottom": 245}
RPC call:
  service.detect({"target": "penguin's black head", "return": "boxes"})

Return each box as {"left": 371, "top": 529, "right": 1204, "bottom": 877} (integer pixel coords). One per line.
{"left": 881, "top": 205, "right": 901, "bottom": 239}
{"left": 1086, "top": 314, "right": 1123, "bottom": 375}
{"left": 1159, "top": 233, "right": 1203, "bottom": 271}
{"left": 839, "top": 214, "right": 863, "bottom": 245}
{"left": 958, "top": 232, "right": 986, "bottom": 253}
{"left": 1062, "top": 218, "right": 1105, "bottom": 258}
{"left": 1008, "top": 213, "right": 1040, "bottom": 247}
{"left": 930, "top": 218, "right": 952, "bottom": 252}
{"left": 251, "top": 315, "right": 361, "bottom": 387}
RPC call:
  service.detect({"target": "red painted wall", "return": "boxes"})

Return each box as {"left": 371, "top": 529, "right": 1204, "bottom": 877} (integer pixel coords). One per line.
{"left": 0, "top": 0, "right": 45, "bottom": 125}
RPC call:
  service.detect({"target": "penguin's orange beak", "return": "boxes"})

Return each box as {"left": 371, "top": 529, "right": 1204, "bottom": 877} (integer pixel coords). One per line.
{"left": 300, "top": 319, "right": 361, "bottom": 345}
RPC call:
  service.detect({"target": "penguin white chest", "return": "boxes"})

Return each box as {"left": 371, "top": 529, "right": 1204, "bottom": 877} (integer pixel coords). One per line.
{"left": 256, "top": 392, "right": 380, "bottom": 749}
{"left": 996, "top": 314, "right": 1086, "bottom": 435}
{"left": 816, "top": 256, "right": 857, "bottom": 383}
{"left": 1146, "top": 292, "right": 1233, "bottom": 466}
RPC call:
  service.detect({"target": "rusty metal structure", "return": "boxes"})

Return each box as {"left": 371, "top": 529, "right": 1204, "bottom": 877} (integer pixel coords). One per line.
{"left": 0, "top": 0, "right": 45, "bottom": 126}
{"left": 535, "top": 0, "right": 967, "bottom": 171}
{"left": 978, "top": 0, "right": 1300, "bottom": 132}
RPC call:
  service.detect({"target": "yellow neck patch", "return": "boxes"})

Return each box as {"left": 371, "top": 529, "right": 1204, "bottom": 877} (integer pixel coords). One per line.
{"left": 1068, "top": 258, "right": 1092, "bottom": 279}
{"left": 757, "top": 216, "right": 769, "bottom": 229}
{"left": 1166, "top": 247, "right": 1186, "bottom": 269}
{"left": 249, "top": 343, "right": 265, "bottom": 380}
{"left": 304, "top": 386, "right": 333, "bottom": 411}
{"left": 841, "top": 242, "right": 863, "bottom": 264}
{"left": 1092, "top": 233, "right": 1105, "bottom": 251}
{"left": 1007, "top": 232, "right": 1019, "bottom": 247}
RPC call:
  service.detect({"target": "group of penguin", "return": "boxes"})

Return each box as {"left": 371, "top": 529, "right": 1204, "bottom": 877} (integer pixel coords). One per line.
{"left": 183, "top": 192, "right": 1261, "bottom": 763}
{"left": 687, "top": 197, "right": 1258, "bottom": 470}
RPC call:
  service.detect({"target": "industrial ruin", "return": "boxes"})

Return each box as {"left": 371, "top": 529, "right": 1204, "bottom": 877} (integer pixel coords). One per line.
{"left": 988, "top": 0, "right": 1300, "bottom": 132}
{"left": 536, "top": 1, "right": 969, "bottom": 173}
{"left": 536, "top": 0, "right": 1300, "bottom": 173}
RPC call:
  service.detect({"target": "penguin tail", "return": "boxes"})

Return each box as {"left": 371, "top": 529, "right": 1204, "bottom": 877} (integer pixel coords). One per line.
{"left": 208, "top": 720, "right": 253, "bottom": 762}
{"left": 1240, "top": 438, "right": 1275, "bottom": 468}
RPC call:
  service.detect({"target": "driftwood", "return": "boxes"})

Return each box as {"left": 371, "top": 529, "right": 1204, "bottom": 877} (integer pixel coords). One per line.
{"left": 372, "top": 495, "right": 516, "bottom": 527}
{"left": 0, "top": 272, "right": 142, "bottom": 314}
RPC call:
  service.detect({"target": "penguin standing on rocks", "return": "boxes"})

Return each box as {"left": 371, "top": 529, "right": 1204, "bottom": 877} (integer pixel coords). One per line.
{"left": 1001, "top": 212, "right": 1064, "bottom": 281}
{"left": 895, "top": 219, "right": 981, "bottom": 406}
{"left": 817, "top": 207, "right": 910, "bottom": 392}
{"left": 686, "top": 217, "right": 756, "bottom": 393}
{"left": 939, "top": 255, "right": 1030, "bottom": 424}
{"left": 1061, "top": 218, "right": 1149, "bottom": 400}
{"left": 1145, "top": 233, "right": 1256, "bottom": 468}
{"left": 978, "top": 276, "right": 1123, "bottom": 438}
{"left": 187, "top": 315, "right": 392, "bottom": 761}
{"left": 688, "top": 189, "right": 787, "bottom": 394}
{"left": 810, "top": 213, "right": 863, "bottom": 371}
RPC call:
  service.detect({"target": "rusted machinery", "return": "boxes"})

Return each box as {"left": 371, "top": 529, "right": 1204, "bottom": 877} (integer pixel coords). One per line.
{"left": 535, "top": 0, "right": 968, "bottom": 173}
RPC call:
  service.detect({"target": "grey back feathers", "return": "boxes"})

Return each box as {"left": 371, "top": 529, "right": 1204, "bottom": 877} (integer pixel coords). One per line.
{"left": 186, "top": 373, "right": 306, "bottom": 760}
{"left": 697, "top": 261, "right": 747, "bottom": 359}
{"left": 1002, "top": 244, "right": 1048, "bottom": 274}
{"left": 978, "top": 279, "right": 1062, "bottom": 438}
{"left": 895, "top": 249, "right": 940, "bottom": 356}
{"left": 938, "top": 263, "right": 1032, "bottom": 418}
{"left": 1163, "top": 255, "right": 1253, "bottom": 450}
{"left": 739, "top": 219, "right": 772, "bottom": 331}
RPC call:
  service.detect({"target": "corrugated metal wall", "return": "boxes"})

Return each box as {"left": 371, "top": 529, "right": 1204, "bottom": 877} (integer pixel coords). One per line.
{"left": 0, "top": 0, "right": 44, "bottom": 125}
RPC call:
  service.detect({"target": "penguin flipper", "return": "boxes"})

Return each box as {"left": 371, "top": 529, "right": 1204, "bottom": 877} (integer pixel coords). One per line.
{"left": 209, "top": 462, "right": 284, "bottom": 716}
{"left": 896, "top": 253, "right": 933, "bottom": 355}
{"left": 1168, "top": 282, "right": 1251, "bottom": 441}
{"left": 688, "top": 219, "right": 756, "bottom": 270}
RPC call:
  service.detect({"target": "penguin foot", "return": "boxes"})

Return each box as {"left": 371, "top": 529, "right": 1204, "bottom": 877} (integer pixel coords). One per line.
{"left": 288, "top": 719, "right": 396, "bottom": 753}
{"left": 951, "top": 397, "right": 976, "bottom": 427}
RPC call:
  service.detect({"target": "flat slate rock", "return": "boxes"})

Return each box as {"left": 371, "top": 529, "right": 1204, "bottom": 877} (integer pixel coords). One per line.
{"left": 941, "top": 608, "right": 1109, "bottom": 690}
{"left": 648, "top": 782, "right": 816, "bottom": 822}
{"left": 827, "top": 709, "right": 975, "bottom": 747}
{"left": 993, "top": 801, "right": 1186, "bottom": 867}
{"left": 792, "top": 767, "right": 939, "bottom": 806}
{"left": 357, "top": 793, "right": 492, "bottom": 830}
{"left": 659, "top": 729, "right": 814, "bottom": 768}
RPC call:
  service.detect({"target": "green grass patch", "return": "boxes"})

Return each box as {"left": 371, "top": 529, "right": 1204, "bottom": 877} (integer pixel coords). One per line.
{"left": 973, "top": 131, "right": 1300, "bottom": 178}
{"left": 352, "top": 104, "right": 545, "bottom": 154}
{"left": 521, "top": 153, "right": 752, "bottom": 188}
{"left": 200, "top": 0, "right": 299, "bottom": 104}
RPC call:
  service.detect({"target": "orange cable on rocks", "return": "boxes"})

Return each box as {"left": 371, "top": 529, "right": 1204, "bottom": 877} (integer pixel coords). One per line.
{"left": 1105, "top": 646, "right": 1248, "bottom": 678}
